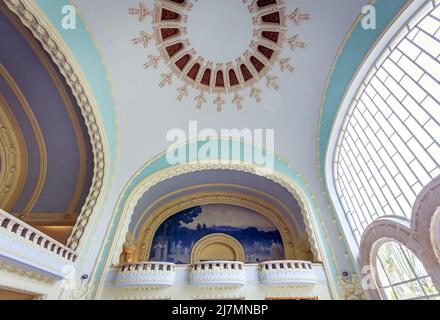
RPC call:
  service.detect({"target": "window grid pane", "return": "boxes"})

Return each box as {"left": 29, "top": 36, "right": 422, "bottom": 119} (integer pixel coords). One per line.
{"left": 376, "top": 242, "right": 439, "bottom": 300}
{"left": 333, "top": 1, "right": 440, "bottom": 244}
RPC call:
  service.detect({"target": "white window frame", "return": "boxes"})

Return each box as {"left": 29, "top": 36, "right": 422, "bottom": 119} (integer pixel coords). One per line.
{"left": 325, "top": 0, "right": 432, "bottom": 259}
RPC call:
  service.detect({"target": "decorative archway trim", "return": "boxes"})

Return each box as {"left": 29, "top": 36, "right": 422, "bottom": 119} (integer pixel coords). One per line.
{"left": 318, "top": 0, "right": 409, "bottom": 186}
{"left": 132, "top": 183, "right": 303, "bottom": 238}
{"left": 411, "top": 176, "right": 440, "bottom": 266}
{"left": 360, "top": 176, "right": 440, "bottom": 299}
{"left": 136, "top": 191, "right": 301, "bottom": 262}
{"left": 92, "top": 140, "right": 348, "bottom": 298}
{"left": 0, "top": 94, "right": 28, "bottom": 211}
{"left": 3, "top": 0, "right": 113, "bottom": 253}
{"left": 109, "top": 162, "right": 322, "bottom": 266}
{"left": 190, "top": 233, "right": 246, "bottom": 264}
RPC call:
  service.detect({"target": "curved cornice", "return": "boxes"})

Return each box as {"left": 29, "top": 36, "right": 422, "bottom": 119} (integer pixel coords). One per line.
{"left": 0, "top": 64, "right": 47, "bottom": 214}
{"left": 0, "top": 94, "right": 28, "bottom": 211}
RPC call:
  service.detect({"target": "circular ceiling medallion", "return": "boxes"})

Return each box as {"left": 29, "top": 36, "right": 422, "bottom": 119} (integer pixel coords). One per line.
{"left": 129, "top": 0, "right": 310, "bottom": 111}
{"left": 186, "top": 0, "right": 253, "bottom": 63}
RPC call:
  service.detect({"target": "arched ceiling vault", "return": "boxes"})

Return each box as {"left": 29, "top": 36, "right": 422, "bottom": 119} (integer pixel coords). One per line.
{"left": 128, "top": 170, "right": 317, "bottom": 262}
{"left": 0, "top": 3, "right": 94, "bottom": 231}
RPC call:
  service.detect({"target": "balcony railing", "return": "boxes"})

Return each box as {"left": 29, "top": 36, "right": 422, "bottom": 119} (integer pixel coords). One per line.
{"left": 115, "top": 262, "right": 176, "bottom": 288}
{"left": 0, "top": 209, "right": 77, "bottom": 262}
{"left": 259, "top": 260, "right": 317, "bottom": 286}
{"left": 110, "top": 260, "right": 320, "bottom": 289}
{"left": 0, "top": 209, "right": 78, "bottom": 281}
{"left": 189, "top": 261, "right": 246, "bottom": 287}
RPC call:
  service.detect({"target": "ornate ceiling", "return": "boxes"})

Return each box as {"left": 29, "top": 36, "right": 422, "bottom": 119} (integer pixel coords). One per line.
{"left": 0, "top": 0, "right": 415, "bottom": 298}
{"left": 72, "top": 0, "right": 369, "bottom": 208}
{"left": 130, "top": 0, "right": 310, "bottom": 111}
{"left": 0, "top": 3, "right": 94, "bottom": 227}
{"left": 128, "top": 169, "right": 316, "bottom": 262}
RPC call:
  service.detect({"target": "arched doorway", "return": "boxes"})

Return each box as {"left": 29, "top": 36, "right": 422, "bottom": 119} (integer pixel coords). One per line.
{"left": 191, "top": 233, "right": 245, "bottom": 263}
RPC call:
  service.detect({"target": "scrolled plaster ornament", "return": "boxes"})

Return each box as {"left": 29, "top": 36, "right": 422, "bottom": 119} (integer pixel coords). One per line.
{"left": 337, "top": 275, "right": 366, "bottom": 300}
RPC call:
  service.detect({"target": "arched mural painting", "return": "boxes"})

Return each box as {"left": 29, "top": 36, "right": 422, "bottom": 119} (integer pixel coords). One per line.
{"left": 149, "top": 204, "right": 285, "bottom": 264}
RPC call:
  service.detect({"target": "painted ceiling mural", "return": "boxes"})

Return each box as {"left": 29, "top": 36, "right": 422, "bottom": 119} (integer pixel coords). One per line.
{"left": 149, "top": 204, "right": 285, "bottom": 264}
{"left": 129, "top": 0, "right": 310, "bottom": 111}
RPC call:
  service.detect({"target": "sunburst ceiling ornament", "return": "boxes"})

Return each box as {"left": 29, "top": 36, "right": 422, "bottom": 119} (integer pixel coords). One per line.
{"left": 129, "top": 0, "right": 310, "bottom": 111}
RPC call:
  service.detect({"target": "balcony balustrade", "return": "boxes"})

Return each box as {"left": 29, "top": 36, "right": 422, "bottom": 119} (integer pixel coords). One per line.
{"left": 0, "top": 210, "right": 77, "bottom": 262}
{"left": 0, "top": 209, "right": 78, "bottom": 281}
{"left": 259, "top": 260, "right": 317, "bottom": 287}
{"left": 115, "top": 262, "right": 176, "bottom": 288}
{"left": 189, "top": 261, "right": 246, "bottom": 287}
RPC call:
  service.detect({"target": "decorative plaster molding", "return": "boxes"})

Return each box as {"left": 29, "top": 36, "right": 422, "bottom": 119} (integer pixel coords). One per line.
{"left": 129, "top": 0, "right": 309, "bottom": 111}
{"left": 191, "top": 234, "right": 246, "bottom": 264}
{"left": 3, "top": 0, "right": 108, "bottom": 251}
{"left": 259, "top": 260, "right": 317, "bottom": 287}
{"left": 0, "top": 94, "right": 27, "bottom": 211}
{"left": 190, "top": 261, "right": 246, "bottom": 287}
{"left": 110, "top": 162, "right": 322, "bottom": 269}
{"left": 336, "top": 274, "right": 366, "bottom": 300}
{"left": 133, "top": 183, "right": 303, "bottom": 236}
{"left": 0, "top": 261, "right": 53, "bottom": 284}
{"left": 0, "top": 209, "right": 77, "bottom": 263}
{"left": 0, "top": 63, "right": 46, "bottom": 214}
{"left": 69, "top": 282, "right": 94, "bottom": 300}
{"left": 115, "top": 262, "right": 176, "bottom": 289}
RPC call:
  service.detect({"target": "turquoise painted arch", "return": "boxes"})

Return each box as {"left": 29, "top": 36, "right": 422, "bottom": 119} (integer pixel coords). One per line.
{"left": 36, "top": 0, "right": 117, "bottom": 163}
{"left": 32, "top": 0, "right": 118, "bottom": 258}
{"left": 318, "top": 0, "right": 407, "bottom": 188}
{"left": 92, "top": 139, "right": 346, "bottom": 298}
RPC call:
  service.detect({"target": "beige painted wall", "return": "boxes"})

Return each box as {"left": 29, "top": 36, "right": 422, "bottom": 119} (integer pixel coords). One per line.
{"left": 0, "top": 288, "right": 34, "bottom": 300}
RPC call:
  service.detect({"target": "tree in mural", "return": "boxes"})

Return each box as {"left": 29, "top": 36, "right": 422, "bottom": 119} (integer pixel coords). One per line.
{"left": 159, "top": 206, "right": 202, "bottom": 242}
{"left": 150, "top": 205, "right": 286, "bottom": 264}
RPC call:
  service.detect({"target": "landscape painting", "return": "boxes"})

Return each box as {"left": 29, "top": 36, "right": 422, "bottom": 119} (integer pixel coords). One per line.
{"left": 149, "top": 204, "right": 284, "bottom": 264}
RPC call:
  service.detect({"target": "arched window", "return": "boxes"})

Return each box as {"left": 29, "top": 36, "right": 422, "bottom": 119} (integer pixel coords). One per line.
{"left": 375, "top": 241, "right": 439, "bottom": 300}
{"left": 333, "top": 1, "right": 440, "bottom": 244}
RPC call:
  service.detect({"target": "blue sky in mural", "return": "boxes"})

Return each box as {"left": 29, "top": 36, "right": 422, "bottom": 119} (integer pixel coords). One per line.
{"left": 150, "top": 204, "right": 284, "bottom": 263}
